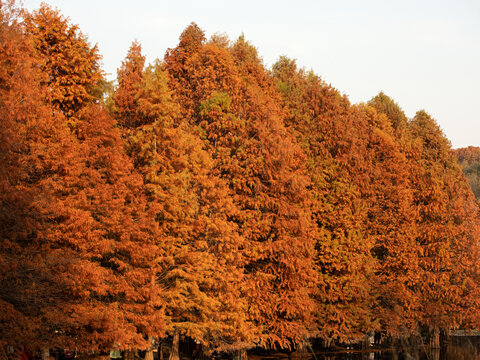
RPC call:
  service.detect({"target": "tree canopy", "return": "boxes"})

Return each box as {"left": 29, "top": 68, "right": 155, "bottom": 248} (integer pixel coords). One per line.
{"left": 2, "top": 3, "right": 480, "bottom": 357}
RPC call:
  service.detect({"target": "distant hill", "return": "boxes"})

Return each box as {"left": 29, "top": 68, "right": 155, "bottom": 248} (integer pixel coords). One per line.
{"left": 455, "top": 146, "right": 480, "bottom": 199}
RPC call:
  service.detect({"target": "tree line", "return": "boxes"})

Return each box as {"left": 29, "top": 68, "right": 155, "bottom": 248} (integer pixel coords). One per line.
{"left": 455, "top": 146, "right": 480, "bottom": 199}
{"left": 1, "top": 1, "right": 480, "bottom": 357}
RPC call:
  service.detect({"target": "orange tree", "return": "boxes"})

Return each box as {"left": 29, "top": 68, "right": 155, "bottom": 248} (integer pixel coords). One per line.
{"left": 164, "top": 25, "right": 318, "bottom": 351}
{"left": 113, "top": 42, "right": 247, "bottom": 353}
{"left": 355, "top": 103, "right": 421, "bottom": 336}
{"left": 0, "top": 0, "right": 49, "bottom": 351}
{"left": 364, "top": 93, "right": 426, "bottom": 336}
{"left": 112, "top": 40, "right": 146, "bottom": 129}
{"left": 23, "top": 3, "right": 103, "bottom": 128}
{"left": 0, "top": 0, "right": 94, "bottom": 351}
{"left": 408, "top": 111, "right": 480, "bottom": 339}
{"left": 1, "top": 3, "right": 163, "bottom": 351}
{"left": 272, "top": 57, "right": 376, "bottom": 343}
{"left": 2, "top": 98, "right": 163, "bottom": 351}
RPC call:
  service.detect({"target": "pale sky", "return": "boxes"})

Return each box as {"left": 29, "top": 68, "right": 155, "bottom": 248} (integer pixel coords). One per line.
{"left": 21, "top": 0, "right": 480, "bottom": 148}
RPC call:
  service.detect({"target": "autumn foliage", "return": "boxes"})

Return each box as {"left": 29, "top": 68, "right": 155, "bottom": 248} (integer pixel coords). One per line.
{"left": 2, "top": 2, "right": 480, "bottom": 357}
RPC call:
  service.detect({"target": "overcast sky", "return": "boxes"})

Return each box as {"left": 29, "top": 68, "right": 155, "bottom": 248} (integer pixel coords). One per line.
{"left": 21, "top": 0, "right": 480, "bottom": 148}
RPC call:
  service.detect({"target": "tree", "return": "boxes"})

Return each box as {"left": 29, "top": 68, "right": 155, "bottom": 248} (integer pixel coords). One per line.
{"left": 3, "top": 99, "right": 164, "bottom": 352}
{"left": 112, "top": 40, "right": 146, "bottom": 129}
{"left": 1, "top": 4, "right": 163, "bottom": 349}
{"left": 164, "top": 22, "right": 207, "bottom": 120}
{"left": 0, "top": 1, "right": 93, "bottom": 353}
{"left": 17, "top": 16, "right": 165, "bottom": 351}
{"left": 409, "top": 111, "right": 480, "bottom": 343}
{"left": 368, "top": 91, "right": 408, "bottom": 132}
{"left": 23, "top": 3, "right": 103, "bottom": 127}
{"left": 0, "top": 0, "right": 47, "bottom": 351}
{"left": 356, "top": 104, "right": 421, "bottom": 336}
{"left": 272, "top": 57, "right": 376, "bottom": 342}
{"left": 56, "top": 104, "right": 165, "bottom": 350}
{"left": 165, "top": 27, "right": 318, "bottom": 352}
{"left": 113, "top": 47, "right": 248, "bottom": 354}
{"left": 454, "top": 146, "right": 480, "bottom": 199}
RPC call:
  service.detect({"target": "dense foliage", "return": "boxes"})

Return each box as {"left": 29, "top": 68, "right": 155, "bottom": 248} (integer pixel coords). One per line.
{"left": 1, "top": 1, "right": 479, "bottom": 357}
{"left": 455, "top": 147, "right": 480, "bottom": 199}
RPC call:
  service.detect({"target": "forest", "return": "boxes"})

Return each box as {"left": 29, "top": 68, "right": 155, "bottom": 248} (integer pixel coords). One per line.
{"left": 1, "top": 0, "right": 480, "bottom": 358}
{"left": 455, "top": 147, "right": 480, "bottom": 200}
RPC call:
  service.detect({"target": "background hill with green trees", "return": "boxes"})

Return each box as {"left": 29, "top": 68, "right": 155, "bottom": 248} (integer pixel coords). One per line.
{"left": 454, "top": 147, "right": 480, "bottom": 199}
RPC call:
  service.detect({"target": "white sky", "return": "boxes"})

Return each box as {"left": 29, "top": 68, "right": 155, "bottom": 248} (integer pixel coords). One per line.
{"left": 21, "top": 0, "right": 480, "bottom": 148}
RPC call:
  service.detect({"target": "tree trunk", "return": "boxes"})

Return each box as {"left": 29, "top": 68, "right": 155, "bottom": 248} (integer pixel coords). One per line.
{"left": 234, "top": 349, "right": 247, "bottom": 360}
{"left": 430, "top": 327, "right": 440, "bottom": 349}
{"left": 429, "top": 348, "right": 440, "bottom": 360}
{"left": 42, "top": 348, "right": 50, "bottom": 360}
{"left": 169, "top": 331, "right": 180, "bottom": 360}
{"left": 145, "top": 336, "right": 154, "bottom": 360}
{"left": 124, "top": 350, "right": 136, "bottom": 360}
{"left": 145, "top": 350, "right": 154, "bottom": 360}
{"left": 160, "top": 342, "right": 164, "bottom": 360}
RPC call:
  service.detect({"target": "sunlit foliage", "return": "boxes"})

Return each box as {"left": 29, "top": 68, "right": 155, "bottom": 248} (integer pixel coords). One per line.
{"left": 1, "top": 2, "right": 479, "bottom": 357}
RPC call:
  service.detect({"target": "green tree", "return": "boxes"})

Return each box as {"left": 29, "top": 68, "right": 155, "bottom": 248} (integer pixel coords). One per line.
{"left": 454, "top": 146, "right": 480, "bottom": 199}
